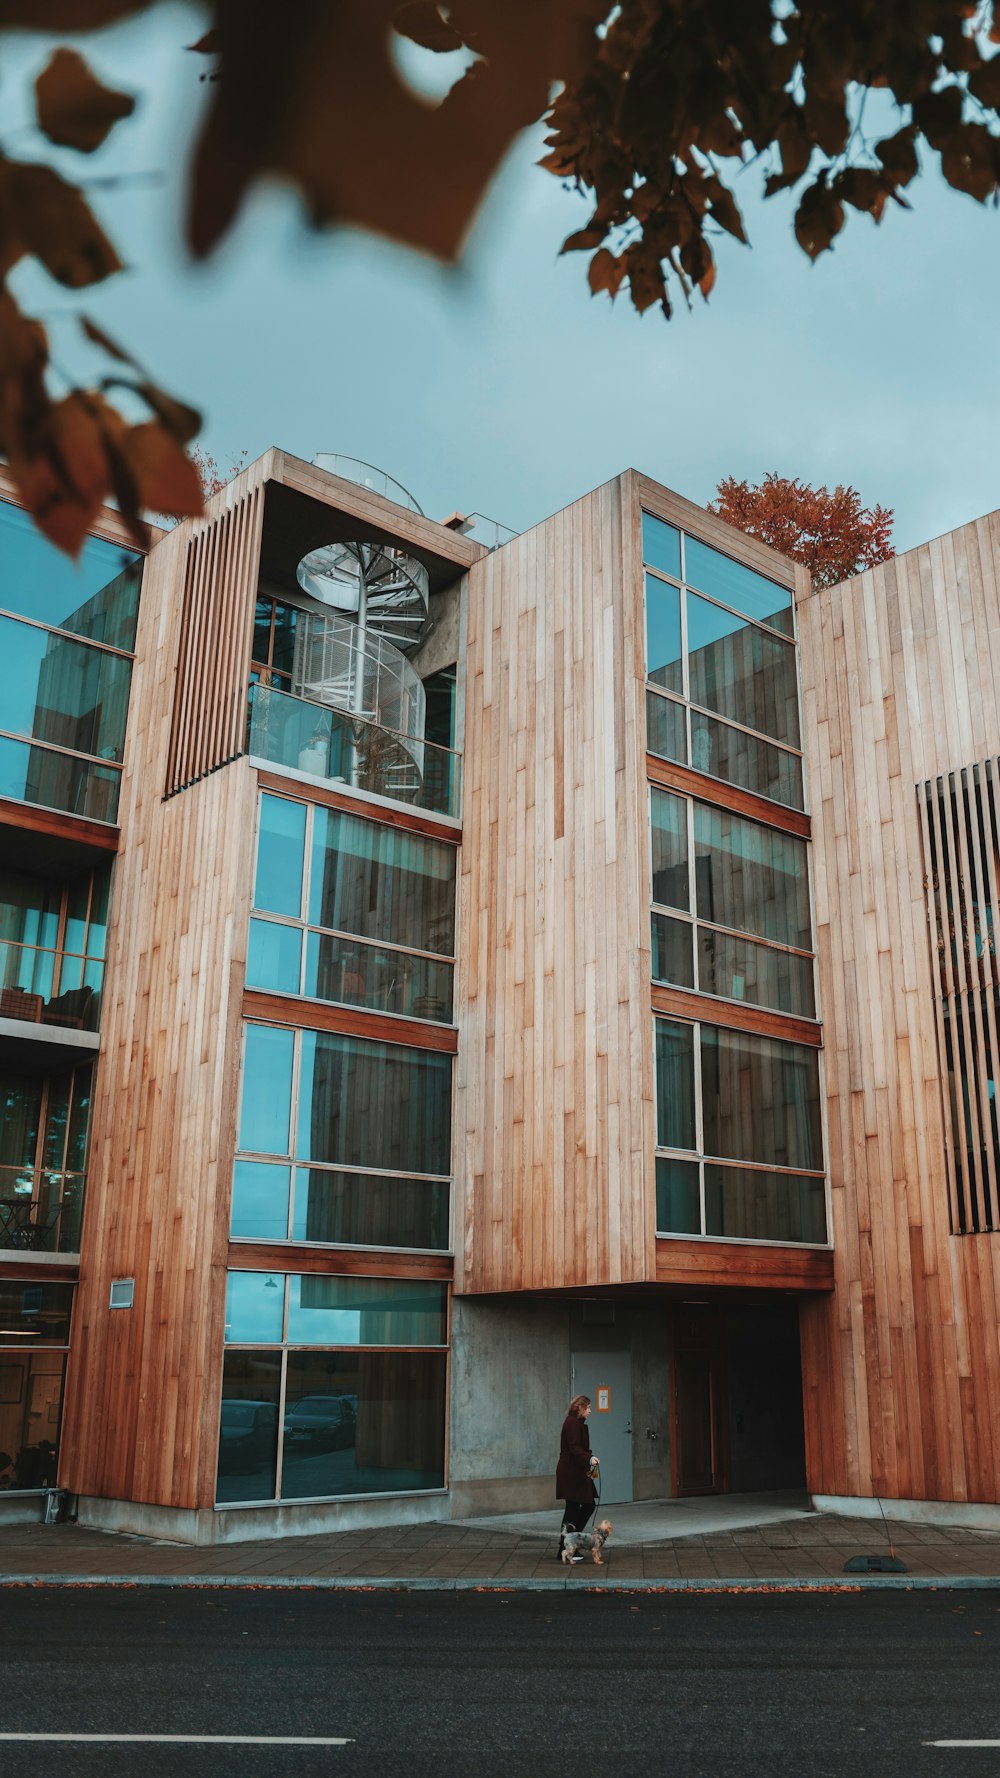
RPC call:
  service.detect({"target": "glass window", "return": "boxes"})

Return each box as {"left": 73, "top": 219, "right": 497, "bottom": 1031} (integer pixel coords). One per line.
{"left": 247, "top": 918, "right": 302, "bottom": 994}
{"left": 0, "top": 616, "right": 133, "bottom": 762}
{"left": 689, "top": 711, "right": 804, "bottom": 809}
{"left": 651, "top": 913, "right": 694, "bottom": 989}
{"left": 254, "top": 794, "right": 306, "bottom": 917}
{"left": 239, "top": 1025, "right": 294, "bottom": 1156}
{"left": 650, "top": 788, "right": 689, "bottom": 910}
{"left": 0, "top": 500, "right": 141, "bottom": 647}
{"left": 693, "top": 804, "right": 811, "bottom": 949}
{"left": 704, "top": 1164, "right": 827, "bottom": 1243}
{"left": 292, "top": 1168, "right": 449, "bottom": 1251}
{"left": 700, "top": 1027, "right": 822, "bottom": 1171}
{"left": 646, "top": 691, "right": 687, "bottom": 765}
{"left": 697, "top": 927, "right": 815, "bottom": 1018}
{"left": 684, "top": 535, "right": 793, "bottom": 637}
{"left": 216, "top": 1351, "right": 281, "bottom": 1504}
{"left": 280, "top": 1350, "right": 445, "bottom": 1500}
{"left": 0, "top": 735, "right": 120, "bottom": 823}
{"left": 0, "top": 1279, "right": 73, "bottom": 1343}
{"left": 0, "top": 1351, "right": 65, "bottom": 1488}
{"left": 286, "top": 1275, "right": 447, "bottom": 1346}
{"left": 687, "top": 594, "right": 800, "bottom": 749}
{"left": 655, "top": 1019, "right": 696, "bottom": 1151}
{"left": 655, "top": 1156, "right": 701, "bottom": 1234}
{"left": 224, "top": 1270, "right": 286, "bottom": 1344}
{"left": 645, "top": 574, "right": 683, "bottom": 694}
{"left": 641, "top": 513, "right": 681, "bottom": 581}
{"left": 298, "top": 1031, "right": 452, "bottom": 1178}
{"left": 309, "top": 810, "right": 456, "bottom": 956}
{"left": 231, "top": 1161, "right": 291, "bottom": 1241}
{"left": 303, "top": 932, "right": 453, "bottom": 1022}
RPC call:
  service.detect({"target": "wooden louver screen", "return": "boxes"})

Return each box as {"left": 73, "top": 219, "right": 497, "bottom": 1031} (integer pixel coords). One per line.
{"left": 164, "top": 486, "right": 263, "bottom": 797}
{"left": 919, "top": 760, "right": 1000, "bottom": 1235}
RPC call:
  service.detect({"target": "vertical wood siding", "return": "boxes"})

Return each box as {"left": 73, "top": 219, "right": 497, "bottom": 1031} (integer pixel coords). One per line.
{"left": 798, "top": 507, "right": 1000, "bottom": 1503}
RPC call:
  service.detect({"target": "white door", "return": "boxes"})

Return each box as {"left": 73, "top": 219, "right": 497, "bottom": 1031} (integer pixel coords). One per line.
{"left": 571, "top": 1350, "right": 634, "bottom": 1504}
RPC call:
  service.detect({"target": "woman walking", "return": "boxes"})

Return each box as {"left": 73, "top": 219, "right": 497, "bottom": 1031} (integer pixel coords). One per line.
{"left": 556, "top": 1393, "right": 597, "bottom": 1561}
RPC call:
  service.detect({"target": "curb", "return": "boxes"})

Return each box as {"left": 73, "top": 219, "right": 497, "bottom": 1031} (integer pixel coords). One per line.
{"left": 3, "top": 1572, "right": 1000, "bottom": 1593}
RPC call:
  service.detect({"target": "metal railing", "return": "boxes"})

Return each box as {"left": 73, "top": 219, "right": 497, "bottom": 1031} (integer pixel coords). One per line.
{"left": 247, "top": 683, "right": 461, "bottom": 819}
{"left": 311, "top": 456, "right": 424, "bottom": 515}
{"left": 0, "top": 1164, "right": 84, "bottom": 1253}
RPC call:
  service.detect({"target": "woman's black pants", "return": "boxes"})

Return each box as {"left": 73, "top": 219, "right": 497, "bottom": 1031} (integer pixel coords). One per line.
{"left": 561, "top": 1499, "right": 595, "bottom": 1537}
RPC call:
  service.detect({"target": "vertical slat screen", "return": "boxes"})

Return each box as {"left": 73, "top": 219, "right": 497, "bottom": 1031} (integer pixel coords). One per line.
{"left": 165, "top": 486, "right": 263, "bottom": 796}
{"left": 920, "top": 760, "right": 1000, "bottom": 1233}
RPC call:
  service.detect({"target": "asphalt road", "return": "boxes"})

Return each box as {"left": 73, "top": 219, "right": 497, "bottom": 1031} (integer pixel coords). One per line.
{"left": 2, "top": 1587, "right": 1000, "bottom": 1777}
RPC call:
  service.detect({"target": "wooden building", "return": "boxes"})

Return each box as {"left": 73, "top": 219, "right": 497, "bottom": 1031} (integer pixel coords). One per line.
{"left": 1, "top": 449, "right": 997, "bottom": 1539}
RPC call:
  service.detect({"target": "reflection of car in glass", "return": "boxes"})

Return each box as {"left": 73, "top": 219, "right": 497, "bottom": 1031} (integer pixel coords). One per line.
{"left": 218, "top": 1399, "right": 278, "bottom": 1469}
{"left": 284, "top": 1394, "right": 356, "bottom": 1452}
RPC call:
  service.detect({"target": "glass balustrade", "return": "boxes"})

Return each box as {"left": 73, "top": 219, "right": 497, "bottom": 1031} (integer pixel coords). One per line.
{"left": 248, "top": 682, "right": 461, "bottom": 818}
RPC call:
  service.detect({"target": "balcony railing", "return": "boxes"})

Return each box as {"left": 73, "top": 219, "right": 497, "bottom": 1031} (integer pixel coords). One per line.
{"left": 247, "top": 683, "right": 461, "bottom": 819}
{"left": 0, "top": 1164, "right": 84, "bottom": 1253}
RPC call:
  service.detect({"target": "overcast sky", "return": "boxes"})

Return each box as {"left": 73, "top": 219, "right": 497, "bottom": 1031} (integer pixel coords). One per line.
{"left": 7, "top": 4, "right": 1000, "bottom": 554}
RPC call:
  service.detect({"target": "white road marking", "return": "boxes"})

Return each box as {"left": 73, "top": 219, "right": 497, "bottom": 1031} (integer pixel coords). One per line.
{"left": 926, "top": 1741, "right": 1000, "bottom": 1748}
{"left": 0, "top": 1734, "right": 352, "bottom": 1745}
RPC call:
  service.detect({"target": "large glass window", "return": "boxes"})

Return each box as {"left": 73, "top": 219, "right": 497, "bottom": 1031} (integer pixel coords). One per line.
{"left": 0, "top": 866, "right": 109, "bottom": 1031}
{"left": 0, "top": 1278, "right": 73, "bottom": 1492}
{"left": 247, "top": 793, "right": 457, "bottom": 1023}
{"left": 217, "top": 1271, "right": 447, "bottom": 1504}
{"left": 234, "top": 1022, "right": 452, "bottom": 1252}
{"left": 654, "top": 1015, "right": 826, "bottom": 1245}
{"left": 650, "top": 788, "right": 815, "bottom": 1018}
{"left": 0, "top": 1066, "right": 91, "bottom": 1253}
{"left": 0, "top": 500, "right": 141, "bottom": 824}
{"left": 642, "top": 513, "right": 803, "bottom": 810}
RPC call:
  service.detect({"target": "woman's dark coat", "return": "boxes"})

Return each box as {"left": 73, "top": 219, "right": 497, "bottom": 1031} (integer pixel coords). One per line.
{"left": 556, "top": 1409, "right": 595, "bottom": 1502}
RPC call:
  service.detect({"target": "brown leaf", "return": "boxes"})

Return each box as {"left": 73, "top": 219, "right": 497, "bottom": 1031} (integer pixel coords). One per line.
{"left": 587, "top": 246, "right": 626, "bottom": 297}
{"left": 135, "top": 381, "right": 201, "bottom": 445}
{"left": 969, "top": 58, "right": 1000, "bottom": 110}
{"left": 624, "top": 241, "right": 665, "bottom": 312}
{"left": 938, "top": 121, "right": 1000, "bottom": 201}
{"left": 35, "top": 47, "right": 135, "bottom": 154}
{"left": 80, "top": 313, "right": 140, "bottom": 365}
{"left": 392, "top": 3, "right": 465, "bottom": 53}
{"left": 793, "top": 179, "right": 845, "bottom": 258}
{"left": 118, "top": 422, "right": 204, "bottom": 517}
{"left": 912, "top": 85, "right": 965, "bottom": 148}
{"left": 9, "top": 392, "right": 112, "bottom": 557}
{"left": 874, "top": 126, "right": 919, "bottom": 186}
{"left": 834, "top": 167, "right": 889, "bottom": 221}
{"left": 0, "top": 161, "right": 123, "bottom": 287}
{"left": 706, "top": 184, "right": 747, "bottom": 243}
{"left": 803, "top": 93, "right": 849, "bottom": 156}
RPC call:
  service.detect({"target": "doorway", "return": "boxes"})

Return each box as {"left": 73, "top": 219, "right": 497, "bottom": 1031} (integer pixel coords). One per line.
{"left": 670, "top": 1298, "right": 806, "bottom": 1497}
{"left": 570, "top": 1350, "right": 633, "bottom": 1504}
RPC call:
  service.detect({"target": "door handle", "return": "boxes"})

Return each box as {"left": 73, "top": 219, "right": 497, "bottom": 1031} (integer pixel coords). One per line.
{"left": 624, "top": 1421, "right": 633, "bottom": 1436}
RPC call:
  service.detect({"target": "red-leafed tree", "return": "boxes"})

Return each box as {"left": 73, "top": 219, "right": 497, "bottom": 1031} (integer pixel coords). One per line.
{"left": 710, "top": 473, "right": 895, "bottom": 589}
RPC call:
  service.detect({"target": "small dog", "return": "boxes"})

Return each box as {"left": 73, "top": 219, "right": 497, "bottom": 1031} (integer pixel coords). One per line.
{"left": 561, "top": 1519, "right": 614, "bottom": 1566}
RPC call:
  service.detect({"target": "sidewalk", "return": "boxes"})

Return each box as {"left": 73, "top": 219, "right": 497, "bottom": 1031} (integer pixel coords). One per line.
{"left": 4, "top": 1506, "right": 1000, "bottom": 1589}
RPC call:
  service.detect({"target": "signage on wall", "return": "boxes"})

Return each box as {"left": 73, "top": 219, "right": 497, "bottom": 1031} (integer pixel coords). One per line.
{"left": 596, "top": 1386, "right": 611, "bottom": 1412}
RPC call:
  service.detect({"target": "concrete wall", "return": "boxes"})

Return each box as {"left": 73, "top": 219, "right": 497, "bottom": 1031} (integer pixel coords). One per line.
{"left": 448, "top": 1296, "right": 672, "bottom": 1516}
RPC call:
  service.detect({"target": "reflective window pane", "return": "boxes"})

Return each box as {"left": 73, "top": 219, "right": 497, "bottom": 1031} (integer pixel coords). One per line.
{"left": 231, "top": 1161, "right": 291, "bottom": 1241}
{"left": 641, "top": 513, "right": 681, "bottom": 581}
{"left": 254, "top": 794, "right": 306, "bottom": 916}
{"left": 0, "top": 1279, "right": 73, "bottom": 1343}
{"left": 224, "top": 1271, "right": 285, "bottom": 1344}
{"left": 0, "top": 1351, "right": 65, "bottom": 1487}
{"left": 0, "top": 734, "right": 120, "bottom": 823}
{"left": 216, "top": 1351, "right": 281, "bottom": 1503}
{"left": 650, "top": 788, "right": 689, "bottom": 910}
{"left": 646, "top": 691, "right": 687, "bottom": 765}
{"left": 655, "top": 1156, "right": 701, "bottom": 1234}
{"left": 247, "top": 918, "right": 302, "bottom": 993}
{"left": 303, "top": 931, "right": 453, "bottom": 1022}
{"left": 0, "top": 615, "right": 133, "bottom": 762}
{"left": 690, "top": 711, "right": 804, "bottom": 810}
{"left": 704, "top": 1164, "right": 827, "bottom": 1243}
{"left": 239, "top": 1025, "right": 294, "bottom": 1156}
{"left": 655, "top": 1019, "right": 695, "bottom": 1151}
{"left": 687, "top": 594, "right": 800, "bottom": 748}
{"left": 651, "top": 913, "right": 694, "bottom": 988}
{"left": 700, "top": 1027, "right": 822, "bottom": 1171}
{"left": 280, "top": 1350, "right": 446, "bottom": 1499}
{"left": 298, "top": 1031, "right": 451, "bottom": 1177}
{"left": 292, "top": 1168, "right": 449, "bottom": 1251}
{"left": 693, "top": 804, "right": 811, "bottom": 948}
{"left": 0, "top": 499, "right": 141, "bottom": 647}
{"left": 645, "top": 574, "right": 683, "bottom": 693}
{"left": 684, "top": 535, "right": 794, "bottom": 636}
{"left": 697, "top": 927, "right": 815, "bottom": 1017}
{"left": 309, "top": 809, "right": 455, "bottom": 956}
{"left": 286, "top": 1275, "right": 447, "bottom": 1346}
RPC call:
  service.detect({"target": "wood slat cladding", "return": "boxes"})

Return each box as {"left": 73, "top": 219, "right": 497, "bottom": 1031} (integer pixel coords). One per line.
{"left": 655, "top": 1237, "right": 833, "bottom": 1291}
{"left": 58, "top": 518, "right": 258, "bottom": 1511}
{"left": 455, "top": 474, "right": 655, "bottom": 1293}
{"left": 255, "top": 768, "right": 460, "bottom": 844}
{"left": 651, "top": 983, "right": 822, "bottom": 1047}
{"left": 796, "top": 505, "right": 1000, "bottom": 1505}
{"left": 228, "top": 1242, "right": 451, "bottom": 1281}
{"left": 165, "top": 482, "right": 263, "bottom": 796}
{"left": 646, "top": 754, "right": 811, "bottom": 840}
{"left": 243, "top": 989, "right": 459, "bottom": 1052}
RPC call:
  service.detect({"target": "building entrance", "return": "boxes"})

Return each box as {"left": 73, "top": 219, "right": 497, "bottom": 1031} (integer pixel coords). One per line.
{"left": 570, "top": 1349, "right": 633, "bottom": 1504}
{"left": 671, "top": 1298, "right": 806, "bottom": 1497}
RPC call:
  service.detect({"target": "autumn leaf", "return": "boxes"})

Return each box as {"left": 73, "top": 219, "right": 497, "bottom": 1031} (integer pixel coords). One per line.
{"left": 392, "top": 2, "right": 465, "bottom": 53}
{"left": 793, "top": 179, "right": 845, "bottom": 259}
{"left": 0, "top": 161, "right": 122, "bottom": 286}
{"left": 711, "top": 472, "right": 894, "bottom": 589}
{"left": 118, "top": 421, "right": 204, "bottom": 515}
{"left": 35, "top": 47, "right": 135, "bottom": 153}
{"left": 874, "top": 126, "right": 919, "bottom": 187}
